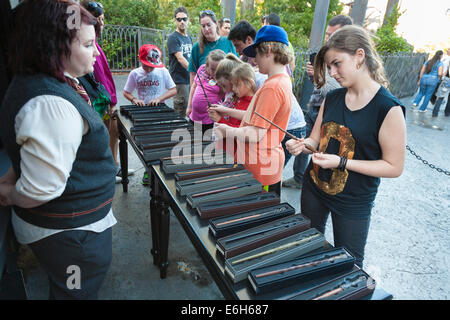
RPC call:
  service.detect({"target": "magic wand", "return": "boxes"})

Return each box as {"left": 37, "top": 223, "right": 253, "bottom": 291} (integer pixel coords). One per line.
{"left": 253, "top": 111, "right": 318, "bottom": 153}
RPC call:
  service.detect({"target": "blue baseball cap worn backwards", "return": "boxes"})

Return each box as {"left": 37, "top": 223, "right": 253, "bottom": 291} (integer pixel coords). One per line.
{"left": 243, "top": 25, "right": 289, "bottom": 58}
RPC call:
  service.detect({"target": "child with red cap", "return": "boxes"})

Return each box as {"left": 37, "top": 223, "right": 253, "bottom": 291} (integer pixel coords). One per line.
{"left": 123, "top": 44, "right": 177, "bottom": 106}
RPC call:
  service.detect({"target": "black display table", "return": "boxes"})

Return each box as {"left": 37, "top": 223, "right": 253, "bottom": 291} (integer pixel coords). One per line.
{"left": 117, "top": 112, "right": 392, "bottom": 300}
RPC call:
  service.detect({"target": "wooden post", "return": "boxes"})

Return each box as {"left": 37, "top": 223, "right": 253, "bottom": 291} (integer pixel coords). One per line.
{"left": 383, "top": 0, "right": 399, "bottom": 26}
{"left": 299, "top": 0, "right": 330, "bottom": 110}
{"left": 308, "top": 0, "right": 330, "bottom": 51}
{"left": 350, "top": 0, "right": 368, "bottom": 26}
{"left": 221, "top": 0, "right": 237, "bottom": 25}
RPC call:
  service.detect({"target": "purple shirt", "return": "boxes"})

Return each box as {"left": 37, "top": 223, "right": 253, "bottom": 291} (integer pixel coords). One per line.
{"left": 190, "top": 64, "right": 223, "bottom": 124}
{"left": 93, "top": 42, "right": 117, "bottom": 106}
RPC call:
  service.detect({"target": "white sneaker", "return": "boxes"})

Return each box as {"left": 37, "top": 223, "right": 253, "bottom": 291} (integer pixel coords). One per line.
{"left": 116, "top": 168, "right": 136, "bottom": 176}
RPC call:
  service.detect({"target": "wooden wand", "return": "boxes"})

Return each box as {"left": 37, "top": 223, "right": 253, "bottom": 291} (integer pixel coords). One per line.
{"left": 254, "top": 253, "right": 348, "bottom": 278}
{"left": 312, "top": 276, "right": 367, "bottom": 300}
{"left": 253, "top": 111, "right": 318, "bottom": 153}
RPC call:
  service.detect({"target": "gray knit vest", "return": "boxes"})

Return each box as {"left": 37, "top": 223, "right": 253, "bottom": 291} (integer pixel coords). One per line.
{"left": 0, "top": 74, "right": 116, "bottom": 229}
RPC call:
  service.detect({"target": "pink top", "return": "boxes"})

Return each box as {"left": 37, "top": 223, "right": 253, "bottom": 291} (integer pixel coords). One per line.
{"left": 93, "top": 42, "right": 117, "bottom": 106}
{"left": 190, "top": 64, "right": 224, "bottom": 124}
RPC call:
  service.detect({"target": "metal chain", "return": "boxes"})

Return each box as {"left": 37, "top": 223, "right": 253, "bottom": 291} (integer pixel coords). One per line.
{"left": 406, "top": 145, "right": 450, "bottom": 176}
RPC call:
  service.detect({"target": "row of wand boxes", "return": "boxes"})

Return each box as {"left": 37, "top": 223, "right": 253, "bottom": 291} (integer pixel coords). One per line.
{"left": 122, "top": 104, "right": 377, "bottom": 300}
{"left": 166, "top": 165, "right": 376, "bottom": 300}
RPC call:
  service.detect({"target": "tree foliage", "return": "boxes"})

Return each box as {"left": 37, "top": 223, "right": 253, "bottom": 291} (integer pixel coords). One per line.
{"left": 375, "top": 4, "right": 413, "bottom": 54}
{"left": 100, "top": 0, "right": 343, "bottom": 48}
{"left": 255, "top": 0, "right": 343, "bottom": 48}
{"left": 101, "top": 0, "right": 161, "bottom": 28}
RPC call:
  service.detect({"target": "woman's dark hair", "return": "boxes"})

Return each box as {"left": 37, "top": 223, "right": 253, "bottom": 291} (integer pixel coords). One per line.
{"left": 425, "top": 50, "right": 443, "bottom": 74}
{"left": 9, "top": 0, "right": 97, "bottom": 82}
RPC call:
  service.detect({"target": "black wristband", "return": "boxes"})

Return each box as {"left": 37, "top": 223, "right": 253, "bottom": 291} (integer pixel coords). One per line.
{"left": 338, "top": 156, "right": 348, "bottom": 171}
{"left": 337, "top": 156, "right": 344, "bottom": 171}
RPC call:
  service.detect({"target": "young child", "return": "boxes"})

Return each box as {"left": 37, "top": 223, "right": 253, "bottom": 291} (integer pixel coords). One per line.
{"left": 214, "top": 26, "right": 294, "bottom": 195}
{"left": 123, "top": 44, "right": 177, "bottom": 106}
{"left": 186, "top": 49, "right": 226, "bottom": 138}
{"left": 209, "top": 55, "right": 257, "bottom": 153}
{"left": 210, "top": 59, "right": 256, "bottom": 128}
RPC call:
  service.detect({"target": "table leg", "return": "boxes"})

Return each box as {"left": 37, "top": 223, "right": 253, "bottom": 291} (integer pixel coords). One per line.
{"left": 118, "top": 126, "right": 129, "bottom": 193}
{"left": 149, "top": 169, "right": 160, "bottom": 266}
{"left": 159, "top": 196, "right": 170, "bottom": 279}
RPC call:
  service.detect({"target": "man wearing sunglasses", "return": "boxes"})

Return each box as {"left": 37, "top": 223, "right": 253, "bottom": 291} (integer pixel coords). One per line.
{"left": 167, "top": 6, "right": 193, "bottom": 118}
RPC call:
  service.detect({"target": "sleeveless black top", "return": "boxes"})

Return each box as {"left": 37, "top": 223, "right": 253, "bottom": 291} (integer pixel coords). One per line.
{"left": 304, "top": 86, "right": 404, "bottom": 219}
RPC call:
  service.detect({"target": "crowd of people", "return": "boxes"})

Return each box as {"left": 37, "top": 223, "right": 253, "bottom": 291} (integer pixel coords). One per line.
{"left": 412, "top": 48, "right": 450, "bottom": 116}
{"left": 1, "top": 0, "right": 446, "bottom": 300}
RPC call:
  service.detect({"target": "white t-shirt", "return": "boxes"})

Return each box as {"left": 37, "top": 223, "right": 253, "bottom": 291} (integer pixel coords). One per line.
{"left": 287, "top": 95, "right": 306, "bottom": 130}
{"left": 124, "top": 66, "right": 176, "bottom": 105}
{"left": 442, "top": 55, "right": 450, "bottom": 75}
{"left": 253, "top": 71, "right": 305, "bottom": 130}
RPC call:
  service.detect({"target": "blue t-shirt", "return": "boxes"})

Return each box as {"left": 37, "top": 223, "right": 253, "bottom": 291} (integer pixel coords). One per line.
{"left": 424, "top": 60, "right": 444, "bottom": 77}
{"left": 304, "top": 86, "right": 405, "bottom": 219}
{"left": 188, "top": 36, "right": 237, "bottom": 72}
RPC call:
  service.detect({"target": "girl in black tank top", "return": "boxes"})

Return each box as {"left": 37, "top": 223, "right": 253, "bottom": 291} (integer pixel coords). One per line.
{"left": 285, "top": 25, "right": 406, "bottom": 267}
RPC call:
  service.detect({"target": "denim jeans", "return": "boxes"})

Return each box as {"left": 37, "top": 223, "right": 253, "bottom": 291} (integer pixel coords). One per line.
{"left": 173, "top": 84, "right": 190, "bottom": 118}
{"left": 300, "top": 182, "right": 372, "bottom": 268}
{"left": 413, "top": 75, "right": 440, "bottom": 111}
{"left": 286, "top": 106, "right": 319, "bottom": 184}
{"left": 281, "top": 126, "right": 308, "bottom": 184}
{"left": 432, "top": 92, "right": 450, "bottom": 116}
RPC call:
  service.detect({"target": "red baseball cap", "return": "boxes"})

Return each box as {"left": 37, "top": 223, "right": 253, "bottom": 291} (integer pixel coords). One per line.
{"left": 139, "top": 44, "right": 164, "bottom": 68}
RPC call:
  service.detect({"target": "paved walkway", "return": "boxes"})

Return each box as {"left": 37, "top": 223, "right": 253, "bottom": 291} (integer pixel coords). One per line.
{"left": 21, "top": 74, "right": 450, "bottom": 300}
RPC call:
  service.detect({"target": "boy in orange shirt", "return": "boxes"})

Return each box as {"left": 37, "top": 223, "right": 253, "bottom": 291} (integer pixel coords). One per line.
{"left": 214, "top": 26, "right": 293, "bottom": 195}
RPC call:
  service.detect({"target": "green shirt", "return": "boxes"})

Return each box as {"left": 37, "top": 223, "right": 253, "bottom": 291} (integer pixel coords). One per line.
{"left": 188, "top": 36, "right": 237, "bottom": 72}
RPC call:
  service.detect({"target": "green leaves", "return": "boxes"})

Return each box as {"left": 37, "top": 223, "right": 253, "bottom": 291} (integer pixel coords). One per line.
{"left": 375, "top": 4, "right": 413, "bottom": 54}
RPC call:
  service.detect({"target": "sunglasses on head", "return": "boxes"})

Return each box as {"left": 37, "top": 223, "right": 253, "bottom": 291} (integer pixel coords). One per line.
{"left": 200, "top": 10, "right": 216, "bottom": 18}
{"left": 222, "top": 18, "right": 231, "bottom": 23}
{"left": 176, "top": 17, "right": 188, "bottom": 22}
{"left": 88, "top": 1, "right": 103, "bottom": 10}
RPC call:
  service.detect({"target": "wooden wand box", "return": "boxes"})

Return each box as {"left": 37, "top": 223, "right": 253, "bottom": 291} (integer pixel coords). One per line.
{"left": 248, "top": 247, "right": 355, "bottom": 295}
{"left": 224, "top": 228, "right": 325, "bottom": 283}
{"left": 209, "top": 202, "right": 295, "bottom": 238}
{"left": 287, "top": 268, "right": 376, "bottom": 300}
{"left": 216, "top": 214, "right": 311, "bottom": 259}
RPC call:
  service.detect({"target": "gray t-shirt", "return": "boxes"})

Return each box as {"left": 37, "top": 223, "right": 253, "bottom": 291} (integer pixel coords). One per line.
{"left": 167, "top": 31, "right": 192, "bottom": 84}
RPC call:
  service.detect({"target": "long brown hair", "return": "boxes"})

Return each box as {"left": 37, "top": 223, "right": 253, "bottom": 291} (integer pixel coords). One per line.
{"left": 424, "top": 50, "right": 443, "bottom": 74}
{"left": 231, "top": 62, "right": 257, "bottom": 94}
{"left": 314, "top": 25, "right": 388, "bottom": 88}
{"left": 198, "top": 10, "right": 219, "bottom": 55}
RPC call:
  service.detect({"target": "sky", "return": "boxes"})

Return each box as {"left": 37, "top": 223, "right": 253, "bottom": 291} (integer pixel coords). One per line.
{"left": 341, "top": 0, "right": 450, "bottom": 52}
